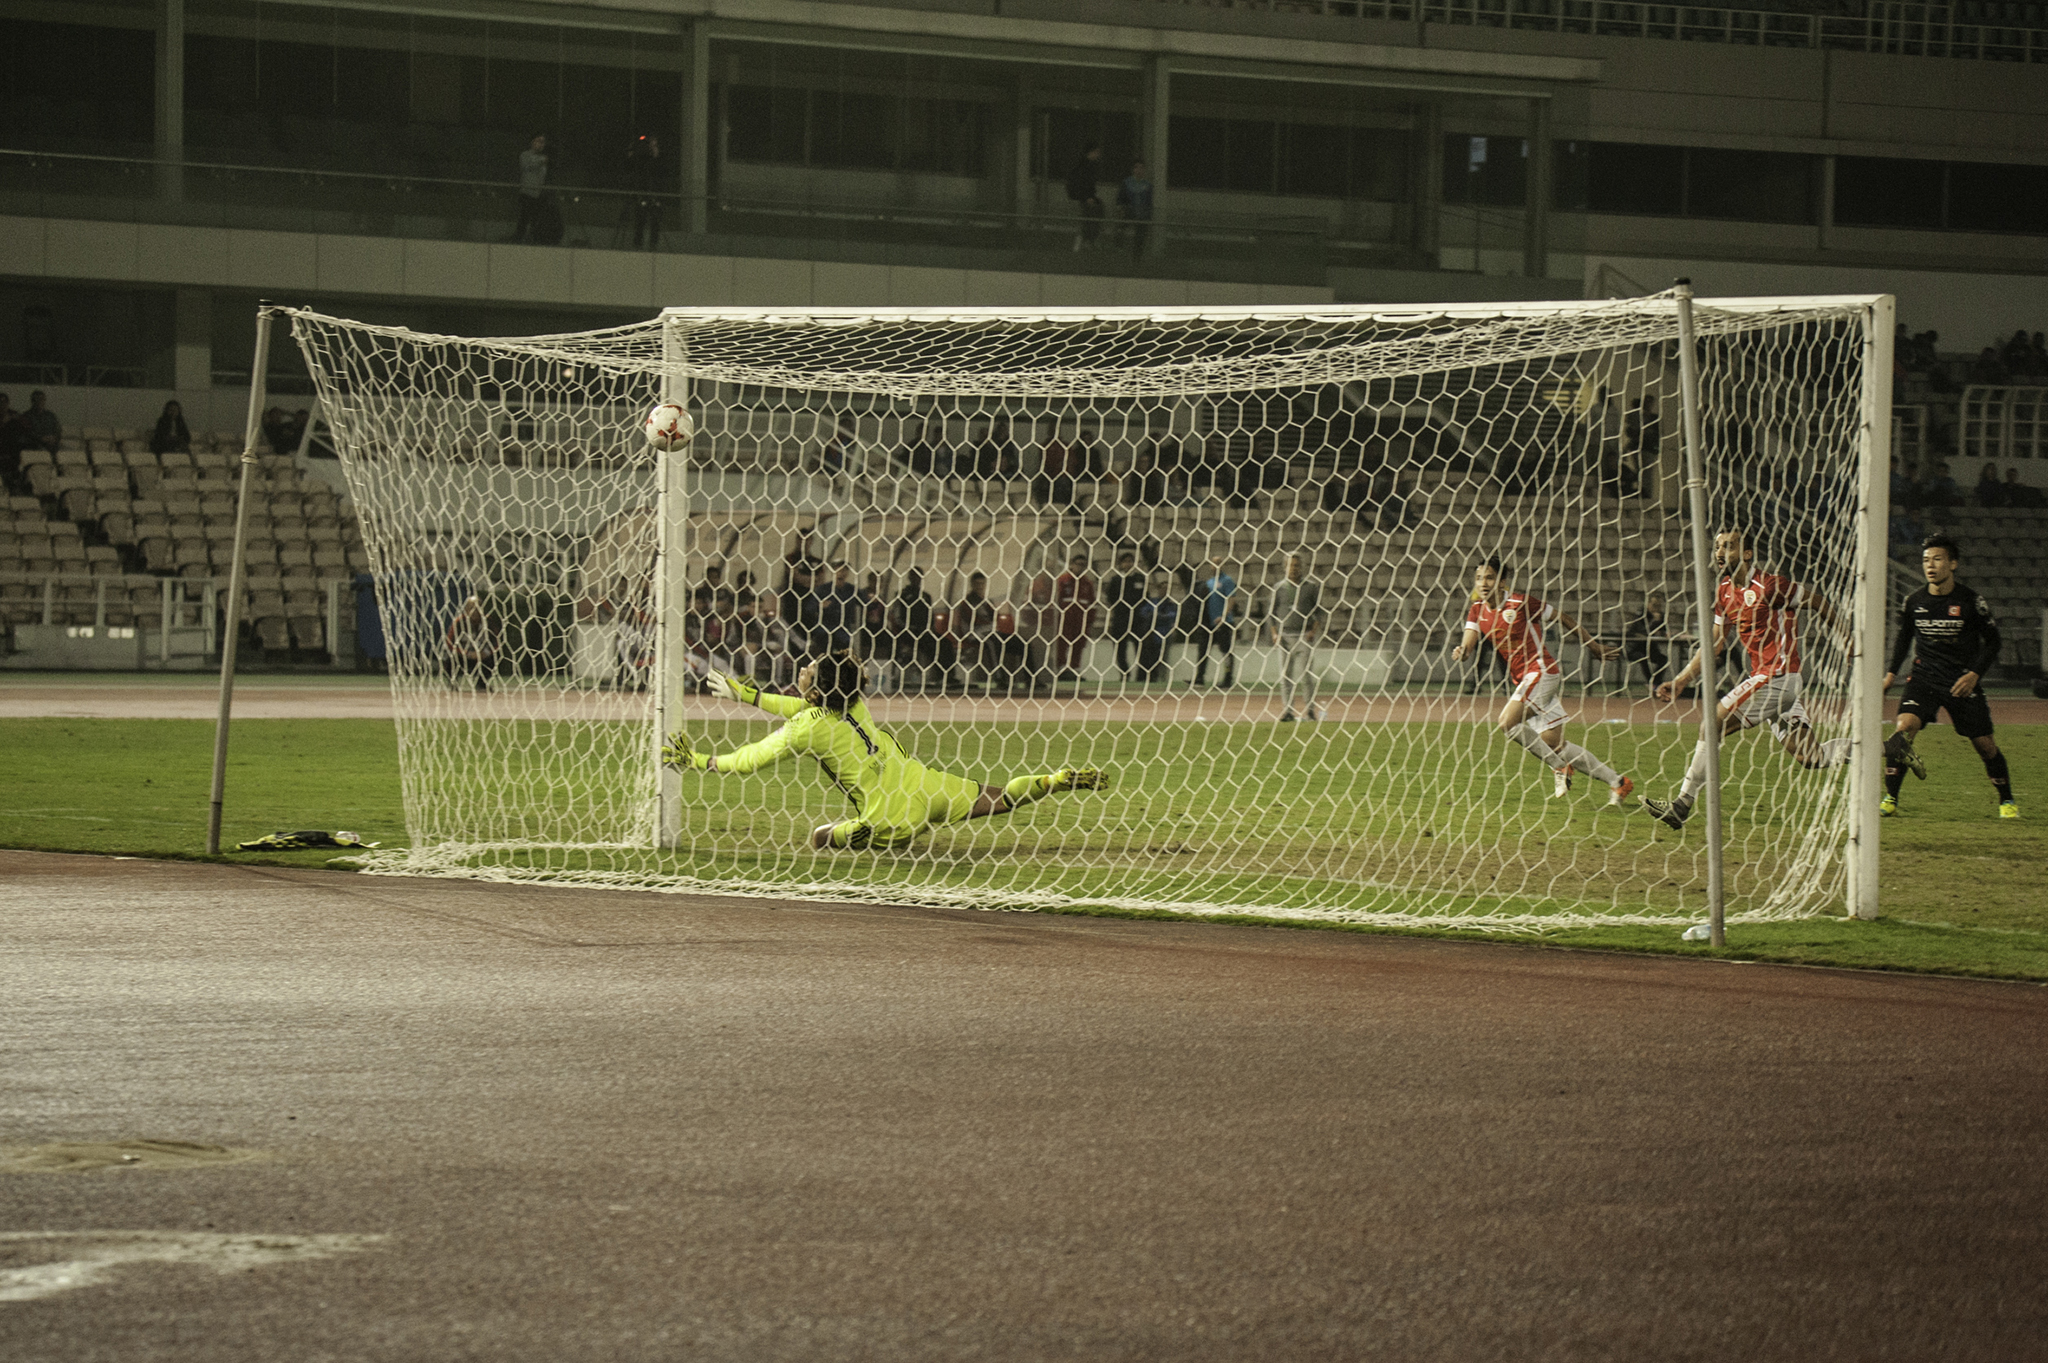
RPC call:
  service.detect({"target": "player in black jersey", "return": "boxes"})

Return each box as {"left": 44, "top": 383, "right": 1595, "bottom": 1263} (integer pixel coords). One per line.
{"left": 1879, "top": 534, "right": 2018, "bottom": 819}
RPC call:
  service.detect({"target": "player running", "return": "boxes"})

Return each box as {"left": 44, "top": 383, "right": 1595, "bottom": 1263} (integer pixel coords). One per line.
{"left": 1642, "top": 528, "right": 1852, "bottom": 831}
{"left": 1450, "top": 556, "right": 1633, "bottom": 805}
{"left": 1880, "top": 534, "right": 2017, "bottom": 819}
{"left": 663, "top": 653, "right": 1106, "bottom": 850}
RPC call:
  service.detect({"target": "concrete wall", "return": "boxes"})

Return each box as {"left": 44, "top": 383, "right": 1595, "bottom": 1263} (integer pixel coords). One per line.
{"left": 0, "top": 215, "right": 1332, "bottom": 313}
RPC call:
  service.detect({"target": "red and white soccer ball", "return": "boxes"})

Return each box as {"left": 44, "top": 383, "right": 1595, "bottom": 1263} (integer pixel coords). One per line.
{"left": 643, "top": 402, "right": 694, "bottom": 451}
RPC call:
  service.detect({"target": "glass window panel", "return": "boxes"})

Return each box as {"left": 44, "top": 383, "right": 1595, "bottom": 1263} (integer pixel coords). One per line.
{"left": 1685, "top": 148, "right": 1814, "bottom": 223}
{"left": 1224, "top": 120, "right": 1277, "bottom": 193}
{"left": 1833, "top": 156, "right": 1943, "bottom": 230}
{"left": 1946, "top": 161, "right": 2048, "bottom": 235}
{"left": 1167, "top": 116, "right": 1230, "bottom": 191}
{"left": 1278, "top": 123, "right": 1347, "bottom": 197}
{"left": 0, "top": 19, "right": 155, "bottom": 154}
{"left": 1348, "top": 127, "right": 1411, "bottom": 202}
{"left": 725, "top": 86, "right": 808, "bottom": 165}
{"left": 1442, "top": 135, "right": 1526, "bottom": 207}
{"left": 1586, "top": 142, "right": 1682, "bottom": 216}
{"left": 1044, "top": 109, "right": 1137, "bottom": 186}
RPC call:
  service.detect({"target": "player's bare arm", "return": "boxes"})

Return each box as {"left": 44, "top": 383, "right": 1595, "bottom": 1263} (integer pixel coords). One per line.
{"left": 1450, "top": 624, "right": 1479, "bottom": 662}
{"left": 1655, "top": 623, "right": 1724, "bottom": 702}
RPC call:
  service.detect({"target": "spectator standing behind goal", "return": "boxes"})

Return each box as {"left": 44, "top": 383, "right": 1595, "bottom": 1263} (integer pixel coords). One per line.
{"left": 1064, "top": 144, "right": 1104, "bottom": 251}
{"left": 666, "top": 657, "right": 1104, "bottom": 851}
{"left": 624, "top": 133, "right": 663, "bottom": 250}
{"left": 1268, "top": 552, "right": 1323, "bottom": 722}
{"left": 1190, "top": 556, "right": 1240, "bottom": 689}
{"left": 1879, "top": 534, "right": 2018, "bottom": 820}
{"left": 1622, "top": 591, "right": 1673, "bottom": 695}
{"left": 1642, "top": 528, "right": 1854, "bottom": 831}
{"left": 514, "top": 133, "right": 551, "bottom": 243}
{"left": 1050, "top": 553, "right": 1097, "bottom": 683}
{"left": 1103, "top": 550, "right": 1146, "bottom": 680}
{"left": 1450, "top": 556, "right": 1631, "bottom": 805}
{"left": 1117, "top": 160, "right": 1153, "bottom": 259}
{"left": 1134, "top": 571, "right": 1178, "bottom": 684}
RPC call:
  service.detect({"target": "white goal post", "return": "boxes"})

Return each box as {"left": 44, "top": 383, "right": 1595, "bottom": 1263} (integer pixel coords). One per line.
{"left": 272, "top": 291, "right": 1892, "bottom": 931}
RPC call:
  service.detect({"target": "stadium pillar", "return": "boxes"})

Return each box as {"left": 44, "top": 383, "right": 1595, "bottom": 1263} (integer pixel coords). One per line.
{"left": 154, "top": 0, "right": 184, "bottom": 203}
{"left": 1817, "top": 155, "right": 1838, "bottom": 252}
{"left": 1010, "top": 73, "right": 1035, "bottom": 221}
{"left": 680, "top": 20, "right": 711, "bottom": 234}
{"left": 1142, "top": 56, "right": 1170, "bottom": 260}
{"left": 1522, "top": 97, "right": 1551, "bottom": 279}
{"left": 174, "top": 288, "right": 211, "bottom": 397}
{"left": 1412, "top": 100, "right": 1442, "bottom": 264}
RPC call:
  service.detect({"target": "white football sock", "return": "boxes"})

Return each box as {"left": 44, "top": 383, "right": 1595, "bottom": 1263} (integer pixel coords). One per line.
{"left": 1553, "top": 740, "right": 1620, "bottom": 788}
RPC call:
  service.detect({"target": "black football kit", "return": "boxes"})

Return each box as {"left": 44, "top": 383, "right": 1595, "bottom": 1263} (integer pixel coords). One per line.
{"left": 1883, "top": 580, "right": 2014, "bottom": 810}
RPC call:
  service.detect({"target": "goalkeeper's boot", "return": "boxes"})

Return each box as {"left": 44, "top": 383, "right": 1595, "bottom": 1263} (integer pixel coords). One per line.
{"left": 1642, "top": 796, "right": 1691, "bottom": 830}
{"left": 1607, "top": 775, "right": 1634, "bottom": 808}
{"left": 1999, "top": 801, "right": 2021, "bottom": 820}
{"left": 1049, "top": 767, "right": 1107, "bottom": 793}
{"left": 1879, "top": 793, "right": 1899, "bottom": 817}
{"left": 1552, "top": 765, "right": 1574, "bottom": 799}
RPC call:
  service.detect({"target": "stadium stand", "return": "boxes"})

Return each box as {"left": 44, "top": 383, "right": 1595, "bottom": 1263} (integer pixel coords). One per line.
{"left": 0, "top": 424, "right": 368, "bottom": 666}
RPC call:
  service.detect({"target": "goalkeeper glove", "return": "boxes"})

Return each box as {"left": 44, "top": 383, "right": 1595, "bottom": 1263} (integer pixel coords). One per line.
{"left": 661, "top": 731, "right": 710, "bottom": 772}
{"left": 704, "top": 670, "right": 760, "bottom": 707}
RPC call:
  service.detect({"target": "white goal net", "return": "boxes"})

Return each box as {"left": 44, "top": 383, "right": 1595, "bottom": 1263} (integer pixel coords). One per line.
{"left": 285, "top": 293, "right": 1888, "bottom": 929}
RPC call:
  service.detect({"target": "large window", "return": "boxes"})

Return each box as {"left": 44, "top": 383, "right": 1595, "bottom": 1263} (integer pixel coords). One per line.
{"left": 1442, "top": 135, "right": 1527, "bottom": 207}
{"left": 1837, "top": 155, "right": 2048, "bottom": 235}
{"left": 1554, "top": 142, "right": 1815, "bottom": 223}
{"left": 1173, "top": 115, "right": 1409, "bottom": 199}
{"left": 725, "top": 85, "right": 989, "bottom": 177}
{"left": 0, "top": 18, "right": 155, "bottom": 156}
{"left": 180, "top": 3, "right": 683, "bottom": 186}
{"left": 1039, "top": 108, "right": 1138, "bottom": 188}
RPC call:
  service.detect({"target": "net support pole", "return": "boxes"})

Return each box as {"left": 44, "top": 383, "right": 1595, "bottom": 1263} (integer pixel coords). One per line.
{"left": 1845, "top": 295, "right": 1896, "bottom": 920}
{"left": 206, "top": 304, "right": 274, "bottom": 855}
{"left": 654, "top": 318, "right": 690, "bottom": 849}
{"left": 1672, "top": 281, "right": 1725, "bottom": 944}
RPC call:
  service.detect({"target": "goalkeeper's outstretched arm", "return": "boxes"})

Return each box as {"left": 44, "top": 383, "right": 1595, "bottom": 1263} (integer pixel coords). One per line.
{"left": 706, "top": 668, "right": 807, "bottom": 718}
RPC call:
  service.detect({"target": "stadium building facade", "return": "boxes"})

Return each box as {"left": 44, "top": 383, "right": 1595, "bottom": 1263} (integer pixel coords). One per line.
{"left": 2, "top": 0, "right": 2045, "bottom": 433}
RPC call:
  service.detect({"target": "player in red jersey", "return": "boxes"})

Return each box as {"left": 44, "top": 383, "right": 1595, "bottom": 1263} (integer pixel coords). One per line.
{"left": 1451, "top": 556, "right": 1633, "bottom": 805}
{"left": 1642, "top": 528, "right": 1852, "bottom": 830}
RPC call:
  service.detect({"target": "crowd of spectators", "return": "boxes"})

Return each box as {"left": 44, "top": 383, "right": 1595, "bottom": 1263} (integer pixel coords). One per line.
{"left": 682, "top": 536, "right": 1300, "bottom": 697}
{"left": 1967, "top": 329, "right": 2048, "bottom": 386}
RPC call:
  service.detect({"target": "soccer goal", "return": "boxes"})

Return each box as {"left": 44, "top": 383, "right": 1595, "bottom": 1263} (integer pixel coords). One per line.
{"left": 275, "top": 291, "right": 1891, "bottom": 930}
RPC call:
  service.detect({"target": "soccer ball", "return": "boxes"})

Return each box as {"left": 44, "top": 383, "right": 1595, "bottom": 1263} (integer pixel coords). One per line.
{"left": 643, "top": 402, "right": 694, "bottom": 451}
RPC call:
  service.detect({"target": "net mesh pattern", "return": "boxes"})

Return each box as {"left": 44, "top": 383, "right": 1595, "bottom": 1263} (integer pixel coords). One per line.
{"left": 286, "top": 294, "right": 1879, "bottom": 930}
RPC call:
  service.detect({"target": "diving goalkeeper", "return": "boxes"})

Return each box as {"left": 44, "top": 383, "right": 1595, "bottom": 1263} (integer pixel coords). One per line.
{"left": 664, "top": 652, "right": 1106, "bottom": 850}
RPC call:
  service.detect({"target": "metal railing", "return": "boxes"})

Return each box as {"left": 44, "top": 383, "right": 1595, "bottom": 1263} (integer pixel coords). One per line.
{"left": 0, "top": 572, "right": 217, "bottom": 663}
{"left": 0, "top": 362, "right": 153, "bottom": 389}
{"left": 0, "top": 149, "right": 1332, "bottom": 287}
{"left": 1146, "top": 0, "right": 2048, "bottom": 61}
{"left": 1960, "top": 384, "right": 2048, "bottom": 461}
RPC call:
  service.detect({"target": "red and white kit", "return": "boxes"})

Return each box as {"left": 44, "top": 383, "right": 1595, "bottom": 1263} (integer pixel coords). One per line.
{"left": 1466, "top": 591, "right": 1566, "bottom": 728}
{"left": 1714, "top": 571, "right": 1810, "bottom": 736}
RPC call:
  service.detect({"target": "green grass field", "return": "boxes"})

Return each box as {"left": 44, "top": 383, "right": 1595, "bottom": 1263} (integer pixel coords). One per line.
{"left": 3, "top": 713, "right": 2045, "bottom": 978}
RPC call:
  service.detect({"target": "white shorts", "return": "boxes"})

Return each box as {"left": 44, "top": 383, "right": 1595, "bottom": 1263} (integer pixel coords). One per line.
{"left": 1508, "top": 670, "right": 1568, "bottom": 732}
{"left": 1722, "top": 672, "right": 1809, "bottom": 739}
